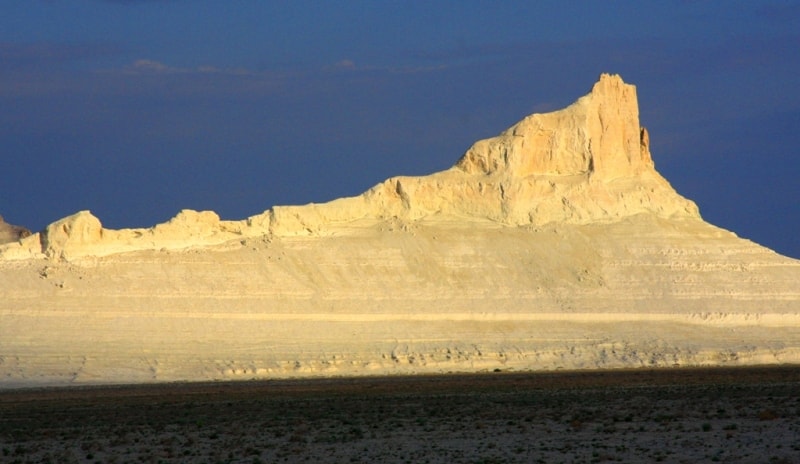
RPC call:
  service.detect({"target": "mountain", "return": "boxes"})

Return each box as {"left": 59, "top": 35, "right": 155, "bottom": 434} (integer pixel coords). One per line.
{"left": 1, "top": 74, "right": 798, "bottom": 387}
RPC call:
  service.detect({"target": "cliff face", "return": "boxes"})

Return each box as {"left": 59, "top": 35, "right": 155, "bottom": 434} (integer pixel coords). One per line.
{"left": 457, "top": 73, "right": 650, "bottom": 179}
{"left": 1, "top": 74, "right": 698, "bottom": 261}
{"left": 1, "top": 74, "right": 798, "bottom": 388}
{"left": 364, "top": 73, "right": 696, "bottom": 227}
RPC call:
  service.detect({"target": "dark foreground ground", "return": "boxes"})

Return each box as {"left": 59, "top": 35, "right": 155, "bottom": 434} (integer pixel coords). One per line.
{"left": 1, "top": 366, "right": 799, "bottom": 463}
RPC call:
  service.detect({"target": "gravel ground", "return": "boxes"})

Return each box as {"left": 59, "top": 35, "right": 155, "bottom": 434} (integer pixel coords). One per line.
{"left": 1, "top": 366, "right": 799, "bottom": 463}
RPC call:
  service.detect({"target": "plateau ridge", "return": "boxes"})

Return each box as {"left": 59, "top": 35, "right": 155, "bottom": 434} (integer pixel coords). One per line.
{"left": 1, "top": 74, "right": 798, "bottom": 387}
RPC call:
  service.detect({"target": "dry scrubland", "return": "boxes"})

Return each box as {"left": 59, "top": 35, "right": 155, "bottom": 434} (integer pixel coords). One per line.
{"left": 1, "top": 367, "right": 799, "bottom": 464}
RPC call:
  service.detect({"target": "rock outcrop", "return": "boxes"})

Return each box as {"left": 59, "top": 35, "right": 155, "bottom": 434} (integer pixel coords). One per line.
{"left": 0, "top": 215, "right": 31, "bottom": 245}
{"left": 1, "top": 74, "right": 698, "bottom": 261}
{"left": 457, "top": 72, "right": 650, "bottom": 179}
{"left": 1, "top": 74, "right": 798, "bottom": 388}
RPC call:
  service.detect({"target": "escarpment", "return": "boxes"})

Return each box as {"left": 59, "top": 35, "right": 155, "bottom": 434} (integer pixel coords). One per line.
{"left": 1, "top": 74, "right": 798, "bottom": 388}
{"left": 2, "top": 74, "right": 698, "bottom": 261}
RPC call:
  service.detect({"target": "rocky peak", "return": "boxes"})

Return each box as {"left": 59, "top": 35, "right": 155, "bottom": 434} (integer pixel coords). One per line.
{"left": 456, "top": 73, "right": 653, "bottom": 180}
{"left": 0, "top": 73, "right": 701, "bottom": 261}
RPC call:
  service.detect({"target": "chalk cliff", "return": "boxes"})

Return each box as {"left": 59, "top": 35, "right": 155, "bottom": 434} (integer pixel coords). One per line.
{"left": 1, "top": 74, "right": 697, "bottom": 261}
{"left": 1, "top": 74, "right": 798, "bottom": 387}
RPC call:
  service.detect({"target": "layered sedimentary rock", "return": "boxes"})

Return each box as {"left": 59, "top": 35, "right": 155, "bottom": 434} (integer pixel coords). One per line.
{"left": 1, "top": 74, "right": 798, "bottom": 387}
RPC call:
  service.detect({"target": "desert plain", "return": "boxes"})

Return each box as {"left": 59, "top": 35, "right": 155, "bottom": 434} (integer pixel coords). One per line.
{"left": 1, "top": 367, "right": 799, "bottom": 463}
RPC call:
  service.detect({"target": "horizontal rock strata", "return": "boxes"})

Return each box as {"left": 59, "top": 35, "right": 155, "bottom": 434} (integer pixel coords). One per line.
{"left": 1, "top": 74, "right": 798, "bottom": 387}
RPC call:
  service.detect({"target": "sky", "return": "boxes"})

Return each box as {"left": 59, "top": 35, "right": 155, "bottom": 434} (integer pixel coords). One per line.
{"left": 1, "top": 1, "right": 799, "bottom": 258}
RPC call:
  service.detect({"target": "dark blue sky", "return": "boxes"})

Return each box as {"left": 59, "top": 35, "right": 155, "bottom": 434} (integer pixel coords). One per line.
{"left": 2, "top": 1, "right": 799, "bottom": 258}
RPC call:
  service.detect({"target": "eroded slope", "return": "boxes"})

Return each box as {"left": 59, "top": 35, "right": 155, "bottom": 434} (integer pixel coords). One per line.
{"left": 1, "top": 74, "right": 798, "bottom": 387}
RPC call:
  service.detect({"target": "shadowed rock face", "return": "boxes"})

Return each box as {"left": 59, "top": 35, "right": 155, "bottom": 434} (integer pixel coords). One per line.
{"left": 0, "top": 215, "right": 31, "bottom": 245}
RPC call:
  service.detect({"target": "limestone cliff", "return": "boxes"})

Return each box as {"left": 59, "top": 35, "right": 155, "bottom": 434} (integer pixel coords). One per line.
{"left": 364, "top": 73, "right": 696, "bottom": 227}
{"left": 457, "top": 72, "right": 650, "bottom": 178}
{"left": 1, "top": 74, "right": 798, "bottom": 388}
{"left": 0, "top": 74, "right": 698, "bottom": 261}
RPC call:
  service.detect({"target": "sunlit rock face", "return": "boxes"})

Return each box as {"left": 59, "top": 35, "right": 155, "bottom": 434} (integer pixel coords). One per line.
{"left": 457, "top": 73, "right": 651, "bottom": 179}
{"left": 1, "top": 74, "right": 798, "bottom": 388}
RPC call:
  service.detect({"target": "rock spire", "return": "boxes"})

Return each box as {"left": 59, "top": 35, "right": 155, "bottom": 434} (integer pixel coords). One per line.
{"left": 457, "top": 73, "right": 653, "bottom": 179}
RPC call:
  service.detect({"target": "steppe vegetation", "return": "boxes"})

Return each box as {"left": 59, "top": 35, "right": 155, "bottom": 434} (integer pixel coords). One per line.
{"left": 1, "top": 367, "right": 799, "bottom": 463}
